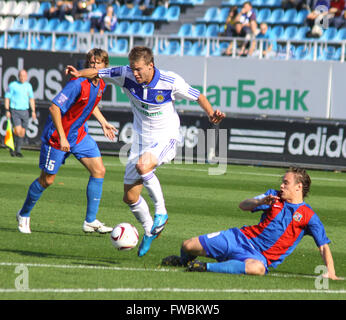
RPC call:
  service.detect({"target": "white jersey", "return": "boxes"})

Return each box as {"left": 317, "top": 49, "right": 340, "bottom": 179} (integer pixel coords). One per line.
{"left": 98, "top": 66, "right": 200, "bottom": 145}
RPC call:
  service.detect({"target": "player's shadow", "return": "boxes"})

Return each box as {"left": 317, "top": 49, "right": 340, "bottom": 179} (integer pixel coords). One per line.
{"left": 0, "top": 226, "right": 104, "bottom": 239}
{"left": 0, "top": 248, "right": 120, "bottom": 266}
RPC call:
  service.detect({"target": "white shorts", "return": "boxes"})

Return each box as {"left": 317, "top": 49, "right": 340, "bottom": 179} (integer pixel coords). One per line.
{"left": 124, "top": 138, "right": 178, "bottom": 185}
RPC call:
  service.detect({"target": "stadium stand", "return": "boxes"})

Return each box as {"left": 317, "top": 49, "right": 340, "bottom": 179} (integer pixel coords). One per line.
{"left": 0, "top": 0, "right": 345, "bottom": 61}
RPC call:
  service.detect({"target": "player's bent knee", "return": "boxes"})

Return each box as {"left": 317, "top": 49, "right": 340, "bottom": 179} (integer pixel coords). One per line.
{"left": 123, "top": 192, "right": 139, "bottom": 205}
{"left": 39, "top": 175, "right": 55, "bottom": 188}
{"left": 182, "top": 237, "right": 204, "bottom": 256}
{"left": 245, "top": 259, "right": 266, "bottom": 276}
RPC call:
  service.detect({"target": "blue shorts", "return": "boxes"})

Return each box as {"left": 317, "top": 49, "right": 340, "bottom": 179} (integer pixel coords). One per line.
{"left": 39, "top": 134, "right": 101, "bottom": 174}
{"left": 199, "top": 228, "right": 268, "bottom": 270}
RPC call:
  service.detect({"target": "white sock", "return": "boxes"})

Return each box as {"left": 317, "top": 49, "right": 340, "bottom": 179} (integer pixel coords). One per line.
{"left": 141, "top": 171, "right": 167, "bottom": 215}
{"left": 129, "top": 196, "right": 153, "bottom": 236}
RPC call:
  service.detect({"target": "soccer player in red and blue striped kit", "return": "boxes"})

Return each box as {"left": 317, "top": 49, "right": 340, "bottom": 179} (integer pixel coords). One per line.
{"left": 162, "top": 167, "right": 339, "bottom": 280}
{"left": 16, "top": 48, "right": 117, "bottom": 234}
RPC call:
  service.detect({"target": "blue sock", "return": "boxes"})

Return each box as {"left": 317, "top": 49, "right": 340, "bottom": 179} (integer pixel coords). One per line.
{"left": 20, "top": 179, "right": 45, "bottom": 217}
{"left": 85, "top": 176, "right": 104, "bottom": 223}
{"left": 206, "top": 260, "right": 246, "bottom": 274}
{"left": 180, "top": 248, "right": 197, "bottom": 265}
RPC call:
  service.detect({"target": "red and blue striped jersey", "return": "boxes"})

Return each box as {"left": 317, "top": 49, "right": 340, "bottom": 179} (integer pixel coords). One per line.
{"left": 240, "top": 189, "right": 330, "bottom": 268}
{"left": 42, "top": 77, "right": 106, "bottom": 149}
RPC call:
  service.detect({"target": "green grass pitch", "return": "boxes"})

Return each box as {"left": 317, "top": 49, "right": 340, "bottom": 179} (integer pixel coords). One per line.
{"left": 0, "top": 148, "right": 345, "bottom": 300}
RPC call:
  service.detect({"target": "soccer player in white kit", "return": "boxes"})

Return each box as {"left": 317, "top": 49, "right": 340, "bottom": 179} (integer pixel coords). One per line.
{"left": 66, "top": 46, "right": 225, "bottom": 256}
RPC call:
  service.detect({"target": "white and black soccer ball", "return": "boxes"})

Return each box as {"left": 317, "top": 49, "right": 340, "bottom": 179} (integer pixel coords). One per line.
{"left": 110, "top": 223, "right": 139, "bottom": 250}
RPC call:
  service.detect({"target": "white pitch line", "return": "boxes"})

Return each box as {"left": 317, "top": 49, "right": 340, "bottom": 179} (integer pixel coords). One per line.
{"left": 1, "top": 262, "right": 345, "bottom": 281}
{"left": 2, "top": 156, "right": 345, "bottom": 182}
{"left": 0, "top": 288, "right": 345, "bottom": 294}
{"left": 0, "top": 262, "right": 177, "bottom": 273}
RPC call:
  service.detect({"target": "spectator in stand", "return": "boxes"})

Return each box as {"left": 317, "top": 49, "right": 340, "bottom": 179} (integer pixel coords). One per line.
{"left": 328, "top": 0, "right": 345, "bottom": 28}
{"left": 235, "top": 1, "right": 257, "bottom": 37}
{"left": 44, "top": 1, "right": 73, "bottom": 20}
{"left": 222, "top": 21, "right": 250, "bottom": 57}
{"left": 305, "top": 0, "right": 330, "bottom": 37}
{"left": 90, "top": 4, "right": 117, "bottom": 35}
{"left": 218, "top": 6, "right": 238, "bottom": 37}
{"left": 248, "top": 23, "right": 277, "bottom": 59}
{"left": 281, "top": 0, "right": 305, "bottom": 10}
{"left": 70, "top": 0, "right": 95, "bottom": 21}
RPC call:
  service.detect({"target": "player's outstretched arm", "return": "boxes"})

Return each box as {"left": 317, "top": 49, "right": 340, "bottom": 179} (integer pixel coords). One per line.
{"left": 197, "top": 94, "right": 225, "bottom": 124}
{"left": 65, "top": 65, "right": 99, "bottom": 79}
{"left": 319, "top": 243, "right": 340, "bottom": 280}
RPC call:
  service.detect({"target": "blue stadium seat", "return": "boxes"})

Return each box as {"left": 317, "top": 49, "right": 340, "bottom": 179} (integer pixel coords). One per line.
{"left": 162, "top": 40, "right": 181, "bottom": 55}
{"left": 333, "top": 47, "right": 342, "bottom": 60}
{"left": 281, "top": 26, "right": 298, "bottom": 40}
{"left": 257, "top": 8, "right": 271, "bottom": 24}
{"left": 280, "top": 9, "right": 297, "bottom": 25}
{"left": 7, "top": 33, "right": 28, "bottom": 50}
{"left": 129, "top": 6, "right": 143, "bottom": 21}
{"left": 70, "top": 19, "right": 84, "bottom": 32}
{"left": 268, "top": 8, "right": 284, "bottom": 25}
{"left": 42, "top": 17, "right": 58, "bottom": 32}
{"left": 166, "top": 6, "right": 180, "bottom": 21}
{"left": 108, "top": 38, "right": 128, "bottom": 54}
{"left": 210, "top": 41, "right": 229, "bottom": 56}
{"left": 186, "top": 41, "right": 205, "bottom": 56}
{"left": 28, "top": 17, "right": 37, "bottom": 30}
{"left": 318, "top": 46, "right": 336, "bottom": 61}
{"left": 266, "top": 0, "right": 282, "bottom": 8}
{"left": 294, "top": 26, "right": 309, "bottom": 40}
{"left": 30, "top": 34, "right": 52, "bottom": 51}
{"left": 138, "top": 22, "right": 154, "bottom": 36}
{"left": 32, "top": 17, "right": 48, "bottom": 31}
{"left": 118, "top": 4, "right": 131, "bottom": 19}
{"left": 270, "top": 25, "right": 284, "bottom": 39}
{"left": 0, "top": 34, "right": 4, "bottom": 48}
{"left": 320, "top": 27, "right": 337, "bottom": 41}
{"left": 217, "top": 7, "right": 230, "bottom": 23}
{"left": 293, "top": 9, "right": 308, "bottom": 25}
{"left": 177, "top": 23, "right": 193, "bottom": 37}
{"left": 40, "top": 35, "right": 53, "bottom": 51}
{"left": 251, "top": 0, "right": 264, "bottom": 7}
{"left": 96, "top": 3, "right": 107, "bottom": 13}
{"left": 192, "top": 23, "right": 207, "bottom": 37}
{"left": 55, "top": 35, "right": 76, "bottom": 51}
{"left": 55, "top": 20, "right": 72, "bottom": 33}
{"left": 11, "top": 17, "right": 28, "bottom": 31}
{"left": 183, "top": 40, "right": 193, "bottom": 55}
{"left": 129, "top": 21, "right": 142, "bottom": 35}
{"left": 150, "top": 6, "right": 168, "bottom": 21}
{"left": 196, "top": 7, "right": 219, "bottom": 23}
{"left": 206, "top": 24, "right": 219, "bottom": 37}
{"left": 80, "top": 20, "right": 91, "bottom": 32}
{"left": 293, "top": 45, "right": 308, "bottom": 60}
{"left": 115, "top": 21, "right": 130, "bottom": 35}
{"left": 336, "top": 28, "right": 346, "bottom": 40}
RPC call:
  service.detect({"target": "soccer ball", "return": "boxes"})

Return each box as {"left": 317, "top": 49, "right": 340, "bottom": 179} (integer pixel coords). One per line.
{"left": 110, "top": 223, "right": 139, "bottom": 250}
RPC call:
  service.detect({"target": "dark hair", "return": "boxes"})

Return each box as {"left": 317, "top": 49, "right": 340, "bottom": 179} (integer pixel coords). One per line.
{"left": 128, "top": 46, "right": 154, "bottom": 65}
{"left": 287, "top": 167, "right": 311, "bottom": 198}
{"left": 243, "top": 1, "right": 252, "bottom": 7}
{"left": 85, "top": 48, "right": 109, "bottom": 68}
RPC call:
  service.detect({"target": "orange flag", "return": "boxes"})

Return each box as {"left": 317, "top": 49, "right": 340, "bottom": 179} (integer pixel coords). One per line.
{"left": 4, "top": 118, "right": 15, "bottom": 151}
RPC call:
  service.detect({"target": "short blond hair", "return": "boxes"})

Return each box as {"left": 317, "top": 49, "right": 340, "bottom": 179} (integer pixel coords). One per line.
{"left": 128, "top": 46, "right": 154, "bottom": 65}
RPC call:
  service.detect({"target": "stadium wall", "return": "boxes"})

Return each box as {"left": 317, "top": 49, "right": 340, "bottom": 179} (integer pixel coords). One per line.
{"left": 1, "top": 49, "right": 346, "bottom": 170}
